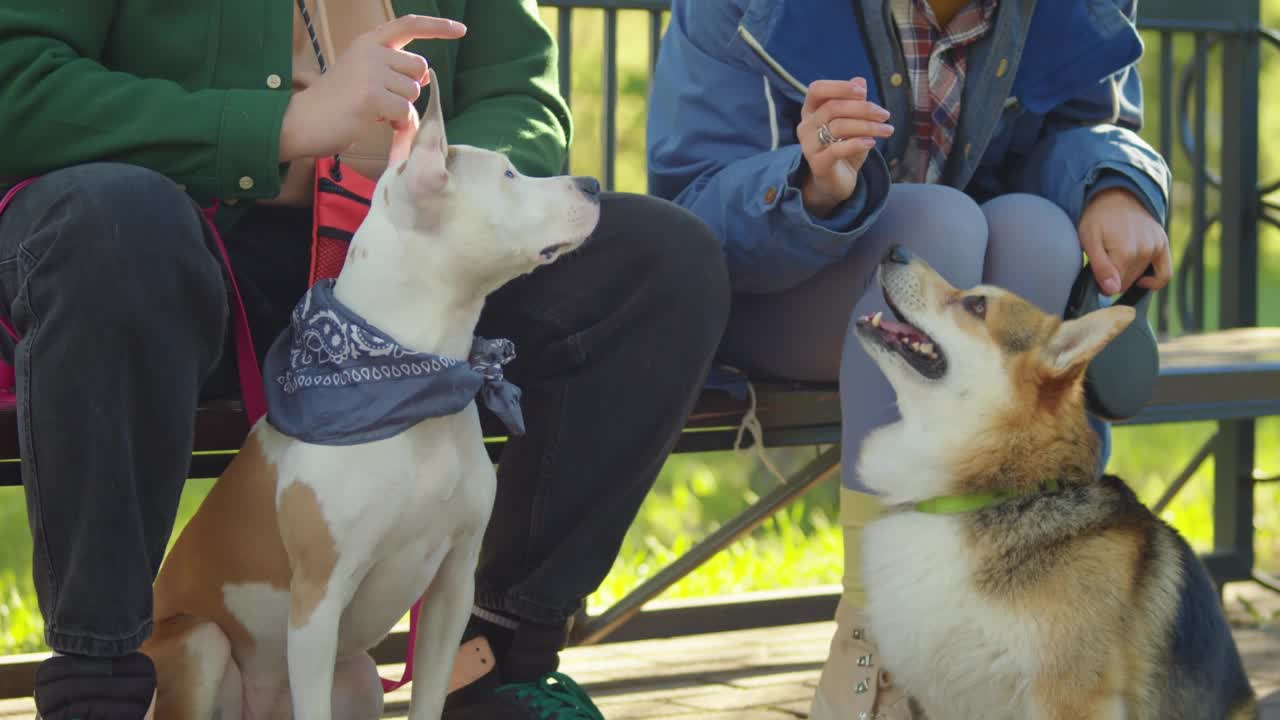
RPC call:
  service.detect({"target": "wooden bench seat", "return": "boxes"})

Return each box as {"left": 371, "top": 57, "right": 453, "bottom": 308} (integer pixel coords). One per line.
{"left": 0, "top": 327, "right": 1276, "bottom": 488}
{"left": 1119, "top": 327, "right": 1280, "bottom": 425}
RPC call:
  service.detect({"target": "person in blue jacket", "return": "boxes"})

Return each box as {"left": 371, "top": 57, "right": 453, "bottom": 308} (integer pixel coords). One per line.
{"left": 647, "top": 1, "right": 1172, "bottom": 717}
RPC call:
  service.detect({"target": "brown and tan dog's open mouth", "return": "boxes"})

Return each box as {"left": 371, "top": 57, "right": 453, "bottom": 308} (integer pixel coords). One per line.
{"left": 854, "top": 291, "right": 948, "bottom": 379}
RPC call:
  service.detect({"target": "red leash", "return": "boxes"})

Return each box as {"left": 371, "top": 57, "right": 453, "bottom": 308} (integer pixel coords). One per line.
{"left": 198, "top": 201, "right": 267, "bottom": 425}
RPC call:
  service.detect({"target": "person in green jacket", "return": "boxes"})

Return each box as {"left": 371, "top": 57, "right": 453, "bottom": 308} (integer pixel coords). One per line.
{"left": 0, "top": 2, "right": 730, "bottom": 718}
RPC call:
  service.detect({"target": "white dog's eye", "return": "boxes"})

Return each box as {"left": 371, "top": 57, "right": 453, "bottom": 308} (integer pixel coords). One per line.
{"left": 504, "top": 169, "right": 515, "bottom": 178}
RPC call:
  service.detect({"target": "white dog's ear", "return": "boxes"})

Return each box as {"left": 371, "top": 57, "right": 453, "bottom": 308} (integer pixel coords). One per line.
{"left": 400, "top": 68, "right": 449, "bottom": 199}
{"left": 387, "top": 106, "right": 419, "bottom": 169}
{"left": 1042, "top": 304, "right": 1135, "bottom": 377}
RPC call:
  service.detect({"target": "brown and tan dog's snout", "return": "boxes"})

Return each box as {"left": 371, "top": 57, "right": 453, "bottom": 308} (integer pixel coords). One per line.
{"left": 876, "top": 243, "right": 953, "bottom": 317}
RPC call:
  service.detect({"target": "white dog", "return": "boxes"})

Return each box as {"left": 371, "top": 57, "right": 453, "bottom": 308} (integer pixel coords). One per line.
{"left": 139, "top": 69, "right": 602, "bottom": 720}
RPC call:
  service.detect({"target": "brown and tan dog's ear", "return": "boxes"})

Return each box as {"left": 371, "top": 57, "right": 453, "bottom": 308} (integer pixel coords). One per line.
{"left": 1041, "top": 304, "right": 1136, "bottom": 380}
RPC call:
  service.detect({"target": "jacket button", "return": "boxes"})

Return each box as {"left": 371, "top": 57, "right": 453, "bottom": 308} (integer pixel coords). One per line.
{"left": 266, "top": 73, "right": 283, "bottom": 89}
{"left": 890, "top": 73, "right": 904, "bottom": 87}
{"left": 764, "top": 186, "right": 778, "bottom": 204}
{"left": 964, "top": 143, "right": 972, "bottom": 157}
{"left": 996, "top": 58, "right": 1009, "bottom": 78}
{"left": 238, "top": 176, "right": 255, "bottom": 190}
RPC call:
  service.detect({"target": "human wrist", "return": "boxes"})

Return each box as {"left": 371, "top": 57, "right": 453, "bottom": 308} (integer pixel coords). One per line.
{"left": 800, "top": 169, "right": 833, "bottom": 218}
{"left": 278, "top": 94, "right": 308, "bottom": 164}
{"left": 800, "top": 170, "right": 852, "bottom": 219}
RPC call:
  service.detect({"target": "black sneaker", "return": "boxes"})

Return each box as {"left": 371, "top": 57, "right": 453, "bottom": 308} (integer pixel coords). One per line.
{"left": 33, "top": 652, "right": 156, "bottom": 720}
{"left": 443, "top": 671, "right": 605, "bottom": 720}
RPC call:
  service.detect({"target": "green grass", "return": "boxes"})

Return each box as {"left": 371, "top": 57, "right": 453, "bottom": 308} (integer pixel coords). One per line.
{"left": 3, "top": 4, "right": 1280, "bottom": 655}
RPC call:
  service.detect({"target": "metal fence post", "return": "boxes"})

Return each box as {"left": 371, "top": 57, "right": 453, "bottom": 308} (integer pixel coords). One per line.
{"left": 1213, "top": 0, "right": 1262, "bottom": 587}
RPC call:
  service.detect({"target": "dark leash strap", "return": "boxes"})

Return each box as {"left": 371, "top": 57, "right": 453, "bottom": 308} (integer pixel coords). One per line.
{"left": 296, "top": 0, "right": 328, "bottom": 73}
{"left": 295, "top": 0, "right": 343, "bottom": 179}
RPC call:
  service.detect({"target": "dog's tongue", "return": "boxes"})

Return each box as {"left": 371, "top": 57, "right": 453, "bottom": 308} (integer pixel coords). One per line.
{"left": 880, "top": 317, "right": 922, "bottom": 339}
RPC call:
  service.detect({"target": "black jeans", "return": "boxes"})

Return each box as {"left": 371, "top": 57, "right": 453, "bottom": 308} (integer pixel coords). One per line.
{"left": 0, "top": 162, "right": 729, "bottom": 656}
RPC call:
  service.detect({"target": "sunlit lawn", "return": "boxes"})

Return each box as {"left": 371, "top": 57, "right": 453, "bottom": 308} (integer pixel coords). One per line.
{"left": 4, "top": 6, "right": 1280, "bottom": 654}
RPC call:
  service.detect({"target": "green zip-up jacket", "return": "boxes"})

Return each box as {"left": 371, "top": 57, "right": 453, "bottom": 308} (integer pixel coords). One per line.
{"left": 0, "top": 0, "right": 571, "bottom": 217}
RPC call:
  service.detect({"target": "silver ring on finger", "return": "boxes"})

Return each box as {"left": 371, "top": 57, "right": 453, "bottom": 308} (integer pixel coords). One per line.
{"left": 816, "top": 123, "right": 839, "bottom": 147}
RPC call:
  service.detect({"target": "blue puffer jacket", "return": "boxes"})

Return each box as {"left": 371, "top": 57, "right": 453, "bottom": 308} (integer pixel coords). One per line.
{"left": 646, "top": 0, "right": 1172, "bottom": 295}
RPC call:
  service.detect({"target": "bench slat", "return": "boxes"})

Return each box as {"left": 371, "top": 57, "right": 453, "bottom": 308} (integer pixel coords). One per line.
{"left": 1120, "top": 328, "right": 1280, "bottom": 425}
{"left": 0, "top": 328, "right": 1276, "bottom": 487}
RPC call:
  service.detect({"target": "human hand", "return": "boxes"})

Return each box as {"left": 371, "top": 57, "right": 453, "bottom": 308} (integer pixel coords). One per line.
{"left": 278, "top": 15, "right": 467, "bottom": 163}
{"left": 796, "top": 77, "right": 894, "bottom": 218}
{"left": 1078, "top": 187, "right": 1172, "bottom": 295}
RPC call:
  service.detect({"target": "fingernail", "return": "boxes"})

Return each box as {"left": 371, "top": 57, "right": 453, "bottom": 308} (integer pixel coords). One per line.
{"left": 880, "top": 124, "right": 894, "bottom": 136}
{"left": 451, "top": 20, "right": 467, "bottom": 32}
{"left": 1103, "top": 278, "right": 1120, "bottom": 295}
{"left": 861, "top": 137, "right": 877, "bottom": 148}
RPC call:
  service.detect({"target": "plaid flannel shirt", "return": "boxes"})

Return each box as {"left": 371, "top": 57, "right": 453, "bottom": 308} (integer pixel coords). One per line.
{"left": 891, "top": 0, "right": 998, "bottom": 184}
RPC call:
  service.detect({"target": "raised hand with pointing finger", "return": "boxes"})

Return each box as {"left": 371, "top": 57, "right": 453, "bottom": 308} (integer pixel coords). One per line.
{"left": 279, "top": 15, "right": 467, "bottom": 163}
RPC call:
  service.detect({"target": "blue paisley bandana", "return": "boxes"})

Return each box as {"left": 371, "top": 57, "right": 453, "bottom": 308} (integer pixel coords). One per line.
{"left": 261, "top": 279, "right": 525, "bottom": 445}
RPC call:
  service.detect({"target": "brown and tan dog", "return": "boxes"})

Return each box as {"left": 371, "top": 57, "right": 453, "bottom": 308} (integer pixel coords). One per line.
{"left": 850, "top": 245, "right": 1256, "bottom": 720}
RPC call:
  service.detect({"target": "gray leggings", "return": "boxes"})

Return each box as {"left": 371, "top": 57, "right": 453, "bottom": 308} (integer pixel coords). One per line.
{"left": 717, "top": 184, "right": 1085, "bottom": 492}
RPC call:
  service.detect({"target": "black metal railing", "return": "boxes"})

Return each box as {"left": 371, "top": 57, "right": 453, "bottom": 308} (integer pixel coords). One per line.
{"left": 1144, "top": 16, "right": 1275, "bottom": 336}
{"left": 541, "top": 0, "right": 671, "bottom": 189}
{"left": 1136, "top": 0, "right": 1270, "bottom": 581}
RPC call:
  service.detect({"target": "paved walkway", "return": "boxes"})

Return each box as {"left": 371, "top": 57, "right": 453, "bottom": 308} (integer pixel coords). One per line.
{"left": 3, "top": 585, "right": 1280, "bottom": 719}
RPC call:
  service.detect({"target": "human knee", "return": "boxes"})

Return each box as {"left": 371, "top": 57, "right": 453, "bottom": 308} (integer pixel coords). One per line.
{"left": 983, "top": 193, "right": 1082, "bottom": 270}
{"left": 57, "top": 164, "right": 215, "bottom": 274}
{"left": 602, "top": 193, "right": 730, "bottom": 345}
{"left": 36, "top": 163, "right": 225, "bottom": 316}
{"left": 889, "top": 184, "right": 988, "bottom": 284}
{"left": 982, "top": 193, "right": 1083, "bottom": 314}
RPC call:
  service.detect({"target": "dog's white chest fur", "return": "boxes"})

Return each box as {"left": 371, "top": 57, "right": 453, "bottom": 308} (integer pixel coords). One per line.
{"left": 237, "top": 409, "right": 494, "bottom": 649}
{"left": 862, "top": 514, "right": 1042, "bottom": 720}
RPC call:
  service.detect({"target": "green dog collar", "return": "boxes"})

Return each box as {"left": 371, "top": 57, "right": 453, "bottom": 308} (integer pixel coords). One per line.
{"left": 912, "top": 479, "right": 1062, "bottom": 515}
